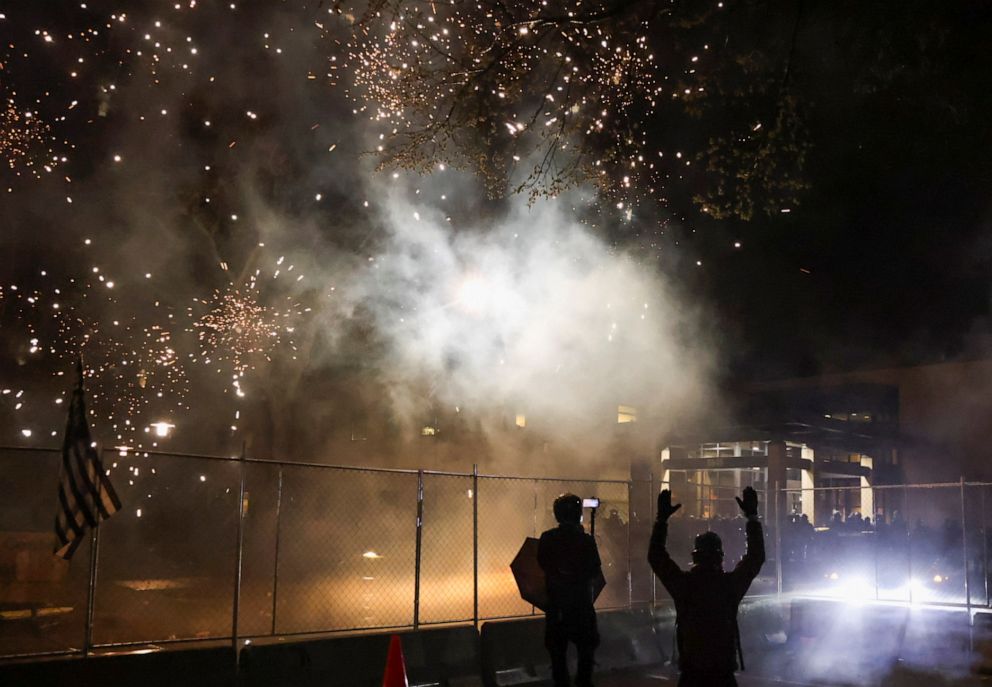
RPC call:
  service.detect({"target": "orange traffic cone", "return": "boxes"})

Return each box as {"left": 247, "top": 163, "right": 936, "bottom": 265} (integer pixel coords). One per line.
{"left": 382, "top": 634, "right": 409, "bottom": 687}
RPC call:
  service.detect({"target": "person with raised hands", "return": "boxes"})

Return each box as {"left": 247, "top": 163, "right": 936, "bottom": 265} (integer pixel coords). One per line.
{"left": 648, "top": 487, "right": 765, "bottom": 687}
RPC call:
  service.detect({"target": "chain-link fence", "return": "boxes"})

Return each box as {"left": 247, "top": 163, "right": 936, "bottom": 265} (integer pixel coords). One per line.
{"left": 0, "top": 447, "right": 657, "bottom": 659}
{"left": 8, "top": 445, "right": 990, "bottom": 661}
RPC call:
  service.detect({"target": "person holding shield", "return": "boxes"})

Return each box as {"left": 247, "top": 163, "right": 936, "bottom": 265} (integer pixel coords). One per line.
{"left": 538, "top": 493, "right": 603, "bottom": 687}
{"left": 649, "top": 487, "right": 765, "bottom": 687}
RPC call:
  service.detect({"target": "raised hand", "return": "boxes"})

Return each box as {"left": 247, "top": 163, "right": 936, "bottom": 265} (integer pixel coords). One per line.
{"left": 657, "top": 489, "right": 682, "bottom": 521}
{"left": 735, "top": 486, "right": 759, "bottom": 517}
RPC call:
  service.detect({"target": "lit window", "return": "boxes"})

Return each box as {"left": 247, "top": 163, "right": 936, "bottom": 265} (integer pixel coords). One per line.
{"left": 421, "top": 426, "right": 437, "bottom": 436}
{"left": 617, "top": 405, "right": 637, "bottom": 423}
{"left": 515, "top": 414, "right": 526, "bottom": 428}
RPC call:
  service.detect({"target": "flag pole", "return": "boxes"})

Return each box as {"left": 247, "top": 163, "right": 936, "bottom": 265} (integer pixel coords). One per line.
{"left": 83, "top": 516, "right": 99, "bottom": 657}
{"left": 232, "top": 439, "right": 247, "bottom": 669}
{"left": 79, "top": 353, "right": 100, "bottom": 658}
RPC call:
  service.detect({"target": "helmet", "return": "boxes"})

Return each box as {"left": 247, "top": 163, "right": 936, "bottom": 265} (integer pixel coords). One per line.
{"left": 553, "top": 493, "right": 583, "bottom": 524}
{"left": 691, "top": 531, "right": 724, "bottom": 566}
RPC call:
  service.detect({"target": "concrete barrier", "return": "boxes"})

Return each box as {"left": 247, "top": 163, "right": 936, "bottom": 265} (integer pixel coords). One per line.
{"left": 480, "top": 609, "right": 666, "bottom": 687}
{"left": 479, "top": 617, "right": 547, "bottom": 687}
{"left": 596, "top": 607, "right": 666, "bottom": 670}
{"left": 0, "top": 645, "right": 236, "bottom": 687}
{"left": 239, "top": 625, "right": 480, "bottom": 687}
{"left": 239, "top": 633, "right": 390, "bottom": 687}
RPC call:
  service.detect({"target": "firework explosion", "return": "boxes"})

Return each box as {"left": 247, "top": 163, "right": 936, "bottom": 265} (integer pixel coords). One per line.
{"left": 0, "top": 248, "right": 313, "bottom": 447}
{"left": 190, "top": 265, "right": 307, "bottom": 379}
{"left": 0, "top": 93, "right": 61, "bottom": 178}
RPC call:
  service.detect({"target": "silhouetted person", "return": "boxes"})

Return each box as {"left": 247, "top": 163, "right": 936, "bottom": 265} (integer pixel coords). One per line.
{"left": 538, "top": 493, "right": 603, "bottom": 687}
{"left": 831, "top": 511, "right": 844, "bottom": 530}
{"left": 849, "top": 511, "right": 863, "bottom": 531}
{"left": 601, "top": 508, "right": 626, "bottom": 571}
{"left": 648, "top": 487, "right": 765, "bottom": 687}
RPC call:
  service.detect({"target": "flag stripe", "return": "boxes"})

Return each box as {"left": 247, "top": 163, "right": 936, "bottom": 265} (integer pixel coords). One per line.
{"left": 56, "top": 487, "right": 84, "bottom": 538}
{"left": 71, "top": 442, "right": 107, "bottom": 521}
{"left": 91, "top": 448, "right": 120, "bottom": 515}
{"left": 54, "top": 384, "right": 120, "bottom": 560}
{"left": 98, "top": 471, "right": 122, "bottom": 513}
{"left": 61, "top": 442, "right": 98, "bottom": 529}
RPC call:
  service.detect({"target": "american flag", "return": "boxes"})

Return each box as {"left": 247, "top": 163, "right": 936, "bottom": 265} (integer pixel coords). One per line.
{"left": 54, "top": 369, "right": 120, "bottom": 560}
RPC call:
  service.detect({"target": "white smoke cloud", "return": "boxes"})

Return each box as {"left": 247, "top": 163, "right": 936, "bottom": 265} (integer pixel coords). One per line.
{"left": 324, "top": 185, "right": 719, "bottom": 446}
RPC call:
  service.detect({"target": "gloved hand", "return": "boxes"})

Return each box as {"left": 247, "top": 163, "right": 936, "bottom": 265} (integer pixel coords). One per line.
{"left": 735, "top": 486, "right": 759, "bottom": 518}
{"left": 657, "top": 489, "right": 681, "bottom": 522}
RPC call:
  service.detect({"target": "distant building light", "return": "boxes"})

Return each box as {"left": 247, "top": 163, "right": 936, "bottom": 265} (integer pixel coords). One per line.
{"left": 421, "top": 426, "right": 437, "bottom": 437}
{"left": 515, "top": 414, "right": 526, "bottom": 428}
{"left": 618, "top": 405, "right": 637, "bottom": 424}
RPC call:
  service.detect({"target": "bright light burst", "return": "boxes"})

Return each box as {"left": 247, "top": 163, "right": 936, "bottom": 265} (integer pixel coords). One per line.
{"left": 190, "top": 264, "right": 308, "bottom": 383}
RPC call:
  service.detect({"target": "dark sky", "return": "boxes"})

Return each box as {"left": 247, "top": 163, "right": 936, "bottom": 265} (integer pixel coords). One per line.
{"left": 691, "top": 1, "right": 992, "bottom": 380}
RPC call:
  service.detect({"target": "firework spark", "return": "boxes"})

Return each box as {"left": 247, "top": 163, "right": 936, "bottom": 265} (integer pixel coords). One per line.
{"left": 189, "top": 264, "right": 308, "bottom": 386}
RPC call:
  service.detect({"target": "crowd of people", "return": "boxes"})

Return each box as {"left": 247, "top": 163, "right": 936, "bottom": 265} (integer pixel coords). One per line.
{"left": 780, "top": 510, "right": 966, "bottom": 565}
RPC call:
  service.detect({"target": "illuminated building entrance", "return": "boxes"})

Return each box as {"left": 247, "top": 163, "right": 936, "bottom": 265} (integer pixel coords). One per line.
{"left": 660, "top": 440, "right": 874, "bottom": 525}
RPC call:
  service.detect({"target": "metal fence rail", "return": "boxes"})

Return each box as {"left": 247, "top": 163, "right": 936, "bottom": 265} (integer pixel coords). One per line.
{"left": 5, "top": 444, "right": 992, "bottom": 662}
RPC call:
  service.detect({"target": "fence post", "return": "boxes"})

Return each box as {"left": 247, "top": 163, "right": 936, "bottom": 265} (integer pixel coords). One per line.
{"left": 905, "top": 485, "right": 913, "bottom": 605}
{"left": 83, "top": 518, "right": 100, "bottom": 657}
{"left": 961, "top": 477, "right": 971, "bottom": 612}
{"left": 774, "top": 481, "right": 782, "bottom": 597}
{"left": 650, "top": 470, "right": 656, "bottom": 606}
{"left": 626, "top": 481, "right": 633, "bottom": 609}
{"left": 473, "top": 464, "right": 479, "bottom": 629}
{"left": 532, "top": 479, "right": 538, "bottom": 538}
{"left": 532, "top": 479, "right": 539, "bottom": 615}
{"left": 982, "top": 486, "right": 989, "bottom": 607}
{"left": 232, "top": 443, "right": 247, "bottom": 667}
{"left": 270, "top": 466, "right": 284, "bottom": 636}
{"left": 413, "top": 470, "right": 424, "bottom": 629}
{"left": 873, "top": 485, "right": 880, "bottom": 601}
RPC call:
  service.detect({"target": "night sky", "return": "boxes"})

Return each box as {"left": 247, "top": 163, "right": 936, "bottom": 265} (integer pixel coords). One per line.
{"left": 695, "top": 1, "right": 992, "bottom": 379}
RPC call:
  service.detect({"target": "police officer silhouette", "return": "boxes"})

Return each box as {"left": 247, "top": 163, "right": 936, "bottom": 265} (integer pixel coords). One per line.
{"left": 648, "top": 487, "right": 765, "bottom": 687}
{"left": 538, "top": 493, "right": 603, "bottom": 687}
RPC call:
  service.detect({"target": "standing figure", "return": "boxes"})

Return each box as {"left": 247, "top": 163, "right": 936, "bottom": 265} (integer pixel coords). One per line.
{"left": 538, "top": 493, "right": 603, "bottom": 687}
{"left": 648, "top": 487, "right": 765, "bottom": 687}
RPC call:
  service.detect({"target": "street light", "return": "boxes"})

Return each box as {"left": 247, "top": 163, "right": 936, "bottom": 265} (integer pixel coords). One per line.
{"left": 150, "top": 421, "right": 174, "bottom": 438}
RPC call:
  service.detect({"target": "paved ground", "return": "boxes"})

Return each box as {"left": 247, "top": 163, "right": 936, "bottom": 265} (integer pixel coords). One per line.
{"left": 582, "top": 667, "right": 992, "bottom": 687}
{"left": 592, "top": 668, "right": 814, "bottom": 686}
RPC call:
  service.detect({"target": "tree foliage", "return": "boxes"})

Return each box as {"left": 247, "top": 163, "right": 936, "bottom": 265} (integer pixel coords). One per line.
{"left": 345, "top": 0, "right": 809, "bottom": 220}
